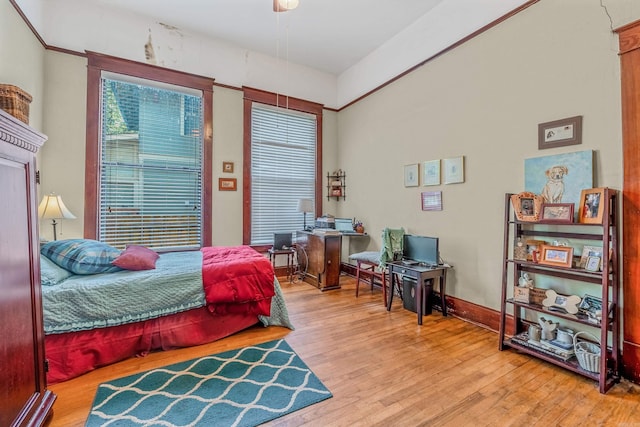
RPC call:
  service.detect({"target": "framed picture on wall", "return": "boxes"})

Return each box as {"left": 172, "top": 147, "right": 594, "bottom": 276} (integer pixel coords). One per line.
{"left": 404, "top": 163, "right": 419, "bottom": 187}
{"left": 443, "top": 156, "right": 464, "bottom": 184}
{"left": 421, "top": 191, "right": 442, "bottom": 211}
{"left": 422, "top": 160, "right": 440, "bottom": 186}
{"left": 219, "top": 178, "right": 237, "bottom": 191}
{"left": 222, "top": 161, "right": 234, "bottom": 173}
{"left": 538, "top": 116, "right": 582, "bottom": 150}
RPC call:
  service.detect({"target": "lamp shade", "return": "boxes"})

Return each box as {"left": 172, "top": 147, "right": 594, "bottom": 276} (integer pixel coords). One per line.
{"left": 297, "top": 198, "right": 314, "bottom": 213}
{"left": 274, "top": 0, "right": 299, "bottom": 12}
{"left": 38, "top": 194, "right": 76, "bottom": 220}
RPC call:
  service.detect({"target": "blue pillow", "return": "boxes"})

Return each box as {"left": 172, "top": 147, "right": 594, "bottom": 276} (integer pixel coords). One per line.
{"left": 40, "top": 255, "right": 73, "bottom": 286}
{"left": 41, "top": 239, "right": 123, "bottom": 275}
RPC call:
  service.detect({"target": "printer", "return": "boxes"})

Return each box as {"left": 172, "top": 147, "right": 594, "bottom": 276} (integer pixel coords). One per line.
{"left": 315, "top": 215, "right": 335, "bottom": 229}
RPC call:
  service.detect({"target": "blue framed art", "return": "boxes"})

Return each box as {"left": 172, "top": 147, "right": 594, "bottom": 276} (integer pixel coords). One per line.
{"left": 524, "top": 150, "right": 594, "bottom": 215}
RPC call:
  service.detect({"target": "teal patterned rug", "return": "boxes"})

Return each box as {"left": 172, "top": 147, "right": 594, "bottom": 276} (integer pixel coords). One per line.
{"left": 85, "top": 339, "right": 332, "bottom": 427}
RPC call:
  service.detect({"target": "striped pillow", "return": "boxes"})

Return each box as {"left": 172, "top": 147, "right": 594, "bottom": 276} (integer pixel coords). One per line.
{"left": 41, "top": 239, "right": 122, "bottom": 275}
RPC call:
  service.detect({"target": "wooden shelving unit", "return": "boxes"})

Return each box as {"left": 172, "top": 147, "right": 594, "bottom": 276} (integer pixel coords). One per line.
{"left": 498, "top": 190, "right": 620, "bottom": 393}
{"left": 327, "top": 171, "right": 346, "bottom": 201}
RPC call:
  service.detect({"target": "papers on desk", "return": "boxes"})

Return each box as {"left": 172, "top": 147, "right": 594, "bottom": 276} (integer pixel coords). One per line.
{"left": 313, "top": 228, "right": 341, "bottom": 235}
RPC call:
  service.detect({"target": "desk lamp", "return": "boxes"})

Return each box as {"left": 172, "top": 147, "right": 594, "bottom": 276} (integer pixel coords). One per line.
{"left": 38, "top": 193, "right": 76, "bottom": 240}
{"left": 297, "top": 198, "right": 314, "bottom": 231}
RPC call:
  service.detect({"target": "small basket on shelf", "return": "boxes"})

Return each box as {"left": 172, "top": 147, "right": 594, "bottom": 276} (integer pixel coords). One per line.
{"left": 573, "top": 331, "right": 601, "bottom": 373}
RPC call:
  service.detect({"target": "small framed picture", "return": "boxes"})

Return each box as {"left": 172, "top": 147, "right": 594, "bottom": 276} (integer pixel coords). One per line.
{"left": 578, "top": 187, "right": 606, "bottom": 224}
{"left": 404, "top": 163, "right": 419, "bottom": 187}
{"left": 222, "top": 161, "right": 234, "bottom": 173}
{"left": 579, "top": 245, "right": 603, "bottom": 269}
{"left": 511, "top": 192, "right": 543, "bottom": 222}
{"left": 218, "top": 177, "right": 237, "bottom": 191}
{"left": 538, "top": 115, "right": 583, "bottom": 150}
{"left": 443, "top": 156, "right": 464, "bottom": 184}
{"left": 538, "top": 244, "right": 574, "bottom": 268}
{"left": 578, "top": 294, "right": 603, "bottom": 317}
{"left": 585, "top": 255, "right": 601, "bottom": 272}
{"left": 421, "top": 191, "right": 442, "bottom": 211}
{"left": 540, "top": 203, "right": 574, "bottom": 223}
{"left": 526, "top": 239, "right": 547, "bottom": 261}
{"left": 422, "top": 160, "right": 440, "bottom": 186}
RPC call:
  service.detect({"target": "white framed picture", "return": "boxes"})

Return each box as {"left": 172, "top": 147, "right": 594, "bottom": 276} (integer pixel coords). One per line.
{"left": 422, "top": 160, "right": 440, "bottom": 186}
{"left": 404, "top": 163, "right": 419, "bottom": 187}
{"left": 443, "top": 156, "right": 465, "bottom": 184}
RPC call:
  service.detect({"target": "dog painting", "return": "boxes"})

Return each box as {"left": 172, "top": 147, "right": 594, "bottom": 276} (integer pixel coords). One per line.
{"left": 525, "top": 150, "right": 593, "bottom": 215}
{"left": 542, "top": 165, "right": 568, "bottom": 203}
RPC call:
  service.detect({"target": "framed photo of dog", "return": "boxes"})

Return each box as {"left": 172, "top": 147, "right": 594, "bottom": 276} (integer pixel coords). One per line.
{"left": 511, "top": 192, "right": 543, "bottom": 222}
{"left": 538, "top": 115, "right": 582, "bottom": 150}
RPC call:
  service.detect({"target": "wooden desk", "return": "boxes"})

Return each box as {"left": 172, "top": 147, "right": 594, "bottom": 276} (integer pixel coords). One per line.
{"left": 296, "top": 231, "right": 342, "bottom": 290}
{"left": 387, "top": 262, "right": 448, "bottom": 325}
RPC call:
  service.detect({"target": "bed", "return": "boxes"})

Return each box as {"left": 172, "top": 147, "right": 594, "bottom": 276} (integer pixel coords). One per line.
{"left": 39, "top": 241, "right": 293, "bottom": 384}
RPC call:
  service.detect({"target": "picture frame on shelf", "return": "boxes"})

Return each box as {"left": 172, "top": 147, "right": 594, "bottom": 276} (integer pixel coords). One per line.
{"left": 540, "top": 203, "right": 574, "bottom": 223}
{"left": 218, "top": 177, "right": 237, "bottom": 191}
{"left": 579, "top": 245, "right": 603, "bottom": 269}
{"left": 526, "top": 239, "right": 547, "bottom": 261}
{"left": 421, "top": 191, "right": 442, "bottom": 211}
{"left": 585, "top": 255, "right": 601, "bottom": 272}
{"left": 422, "top": 160, "right": 440, "bottom": 186}
{"left": 511, "top": 192, "right": 543, "bottom": 222}
{"left": 404, "top": 163, "right": 419, "bottom": 187}
{"left": 538, "top": 244, "right": 574, "bottom": 268}
{"left": 578, "top": 294, "right": 603, "bottom": 317}
{"left": 537, "top": 115, "right": 583, "bottom": 150}
{"left": 443, "top": 156, "right": 464, "bottom": 184}
{"left": 578, "top": 187, "right": 606, "bottom": 224}
{"left": 542, "top": 289, "right": 581, "bottom": 314}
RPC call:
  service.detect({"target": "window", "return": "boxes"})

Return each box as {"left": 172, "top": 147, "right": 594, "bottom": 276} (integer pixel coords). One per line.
{"left": 86, "top": 53, "right": 213, "bottom": 250}
{"left": 243, "top": 88, "right": 323, "bottom": 247}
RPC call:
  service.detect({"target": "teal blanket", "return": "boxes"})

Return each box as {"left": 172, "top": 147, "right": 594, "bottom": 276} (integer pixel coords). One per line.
{"left": 42, "top": 251, "right": 206, "bottom": 334}
{"left": 42, "top": 251, "right": 294, "bottom": 334}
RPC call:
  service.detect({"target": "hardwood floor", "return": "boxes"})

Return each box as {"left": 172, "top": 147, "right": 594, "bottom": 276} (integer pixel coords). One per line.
{"left": 48, "top": 275, "right": 640, "bottom": 426}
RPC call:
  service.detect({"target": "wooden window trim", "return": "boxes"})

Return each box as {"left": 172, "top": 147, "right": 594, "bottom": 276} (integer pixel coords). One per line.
{"left": 242, "top": 86, "right": 323, "bottom": 249}
{"left": 84, "top": 51, "right": 214, "bottom": 246}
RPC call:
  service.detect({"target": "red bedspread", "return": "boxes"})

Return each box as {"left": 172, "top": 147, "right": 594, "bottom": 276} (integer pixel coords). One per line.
{"left": 201, "top": 246, "right": 275, "bottom": 316}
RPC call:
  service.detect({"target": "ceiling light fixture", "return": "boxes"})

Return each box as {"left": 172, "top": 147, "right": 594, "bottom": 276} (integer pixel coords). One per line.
{"left": 273, "top": 0, "right": 299, "bottom": 12}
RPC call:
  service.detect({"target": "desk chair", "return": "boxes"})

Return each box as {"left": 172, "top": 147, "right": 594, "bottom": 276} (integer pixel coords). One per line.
{"left": 349, "top": 228, "right": 405, "bottom": 304}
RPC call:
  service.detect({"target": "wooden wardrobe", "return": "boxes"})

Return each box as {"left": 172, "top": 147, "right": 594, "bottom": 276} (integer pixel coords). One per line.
{"left": 618, "top": 20, "right": 640, "bottom": 385}
{"left": 0, "top": 108, "right": 55, "bottom": 426}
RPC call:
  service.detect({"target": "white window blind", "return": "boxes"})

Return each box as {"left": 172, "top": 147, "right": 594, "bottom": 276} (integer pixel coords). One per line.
{"left": 99, "top": 76, "right": 204, "bottom": 250}
{"left": 251, "top": 103, "right": 316, "bottom": 245}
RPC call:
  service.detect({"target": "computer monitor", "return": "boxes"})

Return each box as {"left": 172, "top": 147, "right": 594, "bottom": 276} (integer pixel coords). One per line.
{"left": 403, "top": 234, "right": 439, "bottom": 266}
{"left": 334, "top": 218, "right": 354, "bottom": 233}
{"left": 273, "top": 233, "right": 292, "bottom": 250}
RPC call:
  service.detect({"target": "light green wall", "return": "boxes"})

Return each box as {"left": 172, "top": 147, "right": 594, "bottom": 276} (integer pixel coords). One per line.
{"left": 336, "top": 0, "right": 628, "bottom": 310}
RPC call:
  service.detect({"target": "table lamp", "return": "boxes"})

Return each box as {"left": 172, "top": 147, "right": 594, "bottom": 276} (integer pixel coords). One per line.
{"left": 297, "top": 198, "right": 314, "bottom": 231}
{"left": 38, "top": 193, "right": 76, "bottom": 240}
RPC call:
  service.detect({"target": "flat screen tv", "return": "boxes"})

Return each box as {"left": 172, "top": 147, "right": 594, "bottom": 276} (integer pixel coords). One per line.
{"left": 403, "top": 234, "right": 439, "bottom": 266}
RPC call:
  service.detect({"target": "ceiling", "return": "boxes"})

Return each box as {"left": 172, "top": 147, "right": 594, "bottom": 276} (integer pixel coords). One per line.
{"left": 83, "top": 0, "right": 446, "bottom": 75}
{"left": 14, "top": 0, "right": 532, "bottom": 107}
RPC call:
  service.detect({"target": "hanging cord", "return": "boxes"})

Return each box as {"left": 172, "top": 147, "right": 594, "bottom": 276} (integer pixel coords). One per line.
{"left": 293, "top": 244, "right": 308, "bottom": 283}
